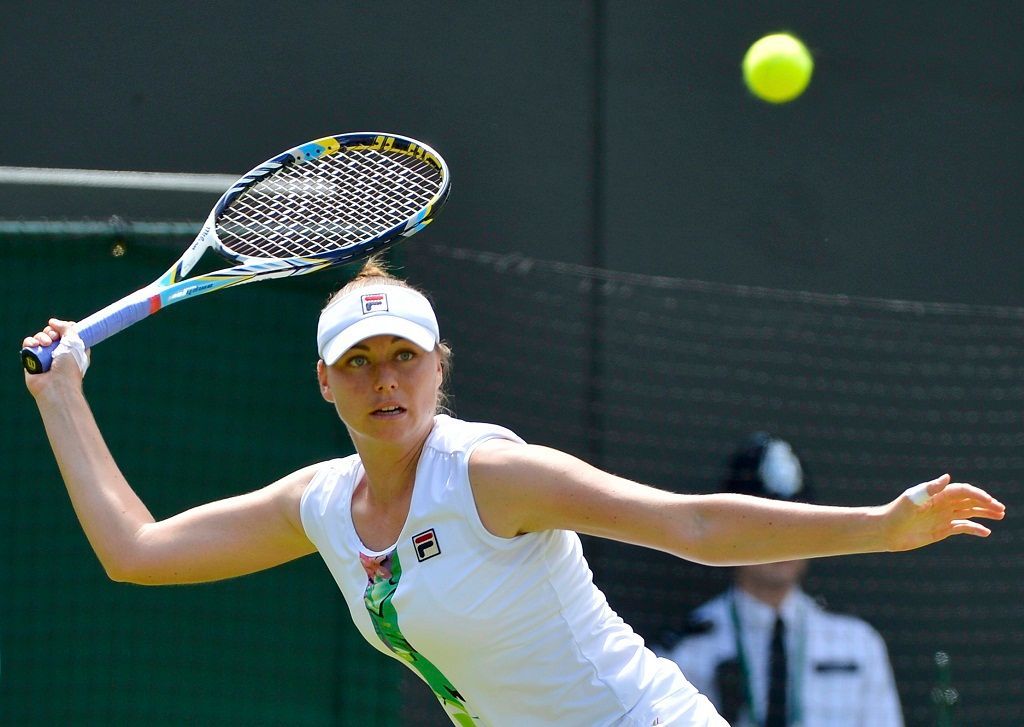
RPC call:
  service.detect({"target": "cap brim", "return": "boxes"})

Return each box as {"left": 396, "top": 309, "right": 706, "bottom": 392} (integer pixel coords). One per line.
{"left": 321, "top": 316, "right": 437, "bottom": 364}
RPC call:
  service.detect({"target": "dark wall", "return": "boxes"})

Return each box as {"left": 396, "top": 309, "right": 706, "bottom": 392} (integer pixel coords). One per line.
{"left": 0, "top": 1, "right": 596, "bottom": 263}
{"left": 601, "top": 3, "right": 1022, "bottom": 306}
{"left": 2, "top": 3, "right": 1019, "bottom": 305}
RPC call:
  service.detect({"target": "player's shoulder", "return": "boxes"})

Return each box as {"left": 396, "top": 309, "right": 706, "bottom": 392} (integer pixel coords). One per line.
{"left": 291, "top": 455, "right": 360, "bottom": 502}
{"left": 267, "top": 460, "right": 333, "bottom": 490}
{"left": 426, "top": 414, "right": 524, "bottom": 456}
{"left": 301, "top": 455, "right": 360, "bottom": 481}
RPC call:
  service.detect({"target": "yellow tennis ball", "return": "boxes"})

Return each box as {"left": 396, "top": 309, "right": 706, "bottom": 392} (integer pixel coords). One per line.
{"left": 742, "top": 33, "right": 814, "bottom": 104}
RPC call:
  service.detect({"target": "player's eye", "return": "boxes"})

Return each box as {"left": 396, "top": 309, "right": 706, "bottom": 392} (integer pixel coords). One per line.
{"left": 396, "top": 350, "right": 416, "bottom": 362}
{"left": 346, "top": 355, "right": 369, "bottom": 367}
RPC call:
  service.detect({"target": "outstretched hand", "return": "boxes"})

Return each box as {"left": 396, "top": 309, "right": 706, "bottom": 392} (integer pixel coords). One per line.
{"left": 884, "top": 474, "right": 1006, "bottom": 551}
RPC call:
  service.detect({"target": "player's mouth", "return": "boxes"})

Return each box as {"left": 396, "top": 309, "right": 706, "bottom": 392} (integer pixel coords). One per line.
{"left": 371, "top": 404, "right": 406, "bottom": 418}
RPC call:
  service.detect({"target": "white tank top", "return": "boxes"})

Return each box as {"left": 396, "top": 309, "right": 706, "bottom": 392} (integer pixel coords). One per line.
{"left": 300, "top": 415, "right": 696, "bottom": 726}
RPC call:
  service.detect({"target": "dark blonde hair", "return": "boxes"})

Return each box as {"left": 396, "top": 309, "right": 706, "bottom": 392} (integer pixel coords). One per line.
{"left": 325, "top": 256, "right": 453, "bottom": 414}
{"left": 329, "top": 256, "right": 409, "bottom": 299}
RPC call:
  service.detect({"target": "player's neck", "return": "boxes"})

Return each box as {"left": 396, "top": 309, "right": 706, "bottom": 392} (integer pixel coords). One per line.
{"left": 350, "top": 438, "right": 427, "bottom": 552}
{"left": 360, "top": 452, "right": 419, "bottom": 501}
{"left": 353, "top": 426, "right": 431, "bottom": 502}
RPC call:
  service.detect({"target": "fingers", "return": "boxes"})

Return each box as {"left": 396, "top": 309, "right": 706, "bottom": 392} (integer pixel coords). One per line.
{"left": 894, "top": 475, "right": 1006, "bottom": 550}
{"left": 23, "top": 324, "right": 58, "bottom": 349}
{"left": 932, "top": 486, "right": 1005, "bottom": 543}
{"left": 905, "top": 477, "right": 1006, "bottom": 515}
{"left": 925, "top": 473, "right": 952, "bottom": 496}
{"left": 934, "top": 483, "right": 1006, "bottom": 512}
{"left": 22, "top": 318, "right": 75, "bottom": 348}
{"left": 954, "top": 506, "right": 1006, "bottom": 520}
{"left": 944, "top": 520, "right": 993, "bottom": 538}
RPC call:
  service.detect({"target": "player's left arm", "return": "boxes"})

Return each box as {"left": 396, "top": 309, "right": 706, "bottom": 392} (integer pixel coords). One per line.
{"left": 468, "top": 441, "right": 1005, "bottom": 566}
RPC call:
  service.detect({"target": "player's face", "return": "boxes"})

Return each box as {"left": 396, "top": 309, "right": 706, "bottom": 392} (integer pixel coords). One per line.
{"left": 318, "top": 334, "right": 442, "bottom": 445}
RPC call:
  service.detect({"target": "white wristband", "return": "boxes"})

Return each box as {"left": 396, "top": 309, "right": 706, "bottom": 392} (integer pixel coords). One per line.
{"left": 53, "top": 328, "right": 90, "bottom": 376}
{"left": 904, "top": 483, "right": 931, "bottom": 506}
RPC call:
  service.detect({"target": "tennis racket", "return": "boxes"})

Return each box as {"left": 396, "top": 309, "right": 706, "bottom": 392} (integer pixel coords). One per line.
{"left": 22, "top": 132, "right": 450, "bottom": 374}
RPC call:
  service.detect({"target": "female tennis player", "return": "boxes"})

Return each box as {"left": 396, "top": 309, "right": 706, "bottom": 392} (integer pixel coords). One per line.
{"left": 23, "top": 259, "right": 1005, "bottom": 726}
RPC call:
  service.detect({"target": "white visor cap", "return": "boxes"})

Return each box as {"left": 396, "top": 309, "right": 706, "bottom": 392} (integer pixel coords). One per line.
{"left": 317, "top": 285, "right": 440, "bottom": 365}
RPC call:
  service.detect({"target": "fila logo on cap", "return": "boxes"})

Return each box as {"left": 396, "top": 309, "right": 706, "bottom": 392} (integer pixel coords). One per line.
{"left": 412, "top": 529, "right": 440, "bottom": 562}
{"left": 361, "top": 293, "right": 388, "bottom": 314}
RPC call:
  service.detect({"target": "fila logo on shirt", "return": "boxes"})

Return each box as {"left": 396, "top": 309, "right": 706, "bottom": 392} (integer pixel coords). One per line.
{"left": 361, "top": 293, "right": 388, "bottom": 314}
{"left": 412, "top": 529, "right": 441, "bottom": 562}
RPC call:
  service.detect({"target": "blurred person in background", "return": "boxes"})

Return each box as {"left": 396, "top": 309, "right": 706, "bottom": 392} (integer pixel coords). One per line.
{"left": 662, "top": 432, "right": 904, "bottom": 727}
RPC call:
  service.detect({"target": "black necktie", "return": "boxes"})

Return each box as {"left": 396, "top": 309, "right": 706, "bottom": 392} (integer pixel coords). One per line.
{"left": 765, "top": 615, "right": 787, "bottom": 727}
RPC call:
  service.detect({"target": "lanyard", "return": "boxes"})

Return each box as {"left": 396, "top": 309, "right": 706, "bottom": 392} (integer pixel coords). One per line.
{"left": 728, "top": 588, "right": 806, "bottom": 727}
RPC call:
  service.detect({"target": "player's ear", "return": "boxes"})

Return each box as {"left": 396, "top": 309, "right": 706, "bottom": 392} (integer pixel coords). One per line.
{"left": 316, "top": 359, "right": 334, "bottom": 402}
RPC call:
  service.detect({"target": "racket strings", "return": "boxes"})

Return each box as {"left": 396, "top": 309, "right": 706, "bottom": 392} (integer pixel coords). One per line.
{"left": 215, "top": 148, "right": 443, "bottom": 259}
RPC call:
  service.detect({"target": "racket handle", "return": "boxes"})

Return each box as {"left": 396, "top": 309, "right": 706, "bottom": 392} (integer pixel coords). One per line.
{"left": 22, "top": 294, "right": 156, "bottom": 374}
{"left": 21, "top": 342, "right": 56, "bottom": 375}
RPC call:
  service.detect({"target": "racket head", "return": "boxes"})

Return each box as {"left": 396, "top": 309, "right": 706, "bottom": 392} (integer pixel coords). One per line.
{"left": 208, "top": 133, "right": 450, "bottom": 267}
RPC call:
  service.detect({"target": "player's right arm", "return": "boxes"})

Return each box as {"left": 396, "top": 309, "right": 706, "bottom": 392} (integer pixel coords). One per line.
{"left": 24, "top": 319, "right": 317, "bottom": 585}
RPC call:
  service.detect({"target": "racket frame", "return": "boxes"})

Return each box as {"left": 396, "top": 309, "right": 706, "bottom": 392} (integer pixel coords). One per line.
{"left": 22, "top": 133, "right": 450, "bottom": 373}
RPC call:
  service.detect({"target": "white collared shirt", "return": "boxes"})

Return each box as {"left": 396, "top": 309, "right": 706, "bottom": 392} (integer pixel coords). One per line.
{"left": 662, "top": 587, "right": 904, "bottom": 727}
{"left": 733, "top": 587, "right": 803, "bottom": 722}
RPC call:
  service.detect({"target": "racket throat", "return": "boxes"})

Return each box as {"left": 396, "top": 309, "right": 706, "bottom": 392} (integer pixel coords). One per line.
{"left": 172, "top": 217, "right": 220, "bottom": 282}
